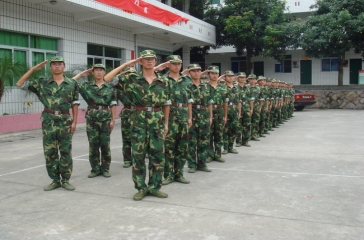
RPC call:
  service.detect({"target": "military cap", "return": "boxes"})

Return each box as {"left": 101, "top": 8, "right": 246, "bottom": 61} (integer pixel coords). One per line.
{"left": 200, "top": 74, "right": 208, "bottom": 79}
{"left": 224, "top": 70, "right": 235, "bottom": 76}
{"left": 237, "top": 72, "right": 246, "bottom": 77}
{"left": 92, "top": 63, "right": 106, "bottom": 70}
{"left": 257, "top": 76, "right": 266, "bottom": 81}
{"left": 49, "top": 56, "right": 64, "bottom": 63}
{"left": 123, "top": 66, "right": 137, "bottom": 73}
{"left": 140, "top": 50, "right": 157, "bottom": 59}
{"left": 188, "top": 63, "right": 202, "bottom": 71}
{"left": 167, "top": 55, "right": 182, "bottom": 63}
{"left": 266, "top": 78, "right": 271, "bottom": 82}
{"left": 207, "top": 65, "right": 219, "bottom": 73}
{"left": 247, "top": 74, "right": 256, "bottom": 79}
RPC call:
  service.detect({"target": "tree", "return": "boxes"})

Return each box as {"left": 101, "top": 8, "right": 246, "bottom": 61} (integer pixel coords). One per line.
{"left": 301, "top": 0, "right": 364, "bottom": 86}
{"left": 204, "top": 0, "right": 299, "bottom": 74}
{"left": 0, "top": 57, "right": 27, "bottom": 102}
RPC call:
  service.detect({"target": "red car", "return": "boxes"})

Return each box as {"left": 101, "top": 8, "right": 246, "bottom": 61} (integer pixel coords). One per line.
{"left": 294, "top": 89, "right": 316, "bottom": 111}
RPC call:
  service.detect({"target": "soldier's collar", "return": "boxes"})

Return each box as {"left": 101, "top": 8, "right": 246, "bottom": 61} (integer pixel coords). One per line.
{"left": 47, "top": 75, "right": 70, "bottom": 84}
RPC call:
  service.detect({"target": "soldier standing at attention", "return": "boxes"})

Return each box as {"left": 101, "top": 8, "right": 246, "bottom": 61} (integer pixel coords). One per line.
{"left": 220, "top": 71, "right": 241, "bottom": 155}
{"left": 72, "top": 64, "right": 117, "bottom": 178}
{"left": 114, "top": 66, "right": 137, "bottom": 169}
{"left": 248, "top": 74, "right": 261, "bottom": 141}
{"left": 153, "top": 55, "right": 193, "bottom": 185}
{"left": 16, "top": 57, "right": 79, "bottom": 191}
{"left": 104, "top": 50, "right": 171, "bottom": 201}
{"left": 186, "top": 64, "right": 214, "bottom": 173}
{"left": 235, "top": 72, "right": 253, "bottom": 147}
{"left": 206, "top": 65, "right": 228, "bottom": 163}
{"left": 257, "top": 76, "right": 269, "bottom": 138}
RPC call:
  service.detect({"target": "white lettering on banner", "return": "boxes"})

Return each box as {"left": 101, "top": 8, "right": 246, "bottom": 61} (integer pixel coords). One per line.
{"left": 134, "top": 0, "right": 139, "bottom": 6}
{"left": 144, "top": 7, "right": 148, "bottom": 13}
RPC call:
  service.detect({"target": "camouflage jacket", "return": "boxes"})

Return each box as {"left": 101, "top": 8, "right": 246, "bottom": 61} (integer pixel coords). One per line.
{"left": 21, "top": 75, "right": 80, "bottom": 123}
{"left": 78, "top": 81, "right": 117, "bottom": 122}
{"left": 258, "top": 85, "right": 270, "bottom": 101}
{"left": 249, "top": 85, "right": 261, "bottom": 103}
{"left": 165, "top": 73, "right": 193, "bottom": 120}
{"left": 121, "top": 71, "right": 171, "bottom": 129}
{"left": 188, "top": 81, "right": 213, "bottom": 117}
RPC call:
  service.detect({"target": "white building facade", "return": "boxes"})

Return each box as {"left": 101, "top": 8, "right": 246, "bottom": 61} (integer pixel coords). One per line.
{"left": 205, "top": 0, "right": 363, "bottom": 85}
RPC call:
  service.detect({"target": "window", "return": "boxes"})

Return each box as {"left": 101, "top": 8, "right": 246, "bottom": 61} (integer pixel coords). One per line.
{"left": 0, "top": 30, "right": 58, "bottom": 86}
{"left": 322, "top": 58, "right": 338, "bottom": 71}
{"left": 231, "top": 57, "right": 247, "bottom": 73}
{"left": 211, "top": 0, "right": 220, "bottom": 4}
{"left": 87, "top": 44, "right": 123, "bottom": 69}
{"left": 275, "top": 55, "right": 292, "bottom": 73}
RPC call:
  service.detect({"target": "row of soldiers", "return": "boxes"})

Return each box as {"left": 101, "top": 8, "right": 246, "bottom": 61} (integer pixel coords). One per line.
{"left": 15, "top": 51, "right": 294, "bottom": 201}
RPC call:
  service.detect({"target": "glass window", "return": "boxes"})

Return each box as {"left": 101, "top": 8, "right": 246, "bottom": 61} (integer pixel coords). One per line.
{"left": 275, "top": 55, "right": 291, "bottom": 73}
{"left": 88, "top": 44, "right": 103, "bottom": 56}
{"left": 0, "top": 30, "right": 28, "bottom": 47}
{"left": 322, "top": 59, "right": 331, "bottom": 71}
{"left": 331, "top": 59, "right": 338, "bottom": 71}
{"left": 30, "top": 36, "right": 58, "bottom": 51}
{"left": 14, "top": 50, "right": 27, "bottom": 64}
{"left": 0, "top": 48, "right": 12, "bottom": 59}
{"left": 105, "top": 46, "right": 121, "bottom": 58}
{"left": 322, "top": 59, "right": 338, "bottom": 71}
{"left": 211, "top": 0, "right": 220, "bottom": 4}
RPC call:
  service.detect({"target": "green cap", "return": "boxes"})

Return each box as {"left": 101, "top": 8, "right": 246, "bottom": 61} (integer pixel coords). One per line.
{"left": 92, "top": 64, "right": 106, "bottom": 70}
{"left": 200, "top": 74, "right": 208, "bottom": 79}
{"left": 237, "top": 72, "right": 246, "bottom": 77}
{"left": 247, "top": 74, "right": 256, "bottom": 79}
{"left": 140, "top": 50, "right": 157, "bottom": 59}
{"left": 167, "top": 55, "right": 182, "bottom": 63}
{"left": 49, "top": 56, "right": 64, "bottom": 63}
{"left": 224, "top": 70, "right": 234, "bottom": 76}
{"left": 271, "top": 78, "right": 277, "bottom": 83}
{"left": 266, "top": 78, "right": 271, "bottom": 82}
{"left": 207, "top": 65, "right": 219, "bottom": 73}
{"left": 257, "top": 76, "right": 266, "bottom": 81}
{"left": 188, "top": 63, "right": 202, "bottom": 71}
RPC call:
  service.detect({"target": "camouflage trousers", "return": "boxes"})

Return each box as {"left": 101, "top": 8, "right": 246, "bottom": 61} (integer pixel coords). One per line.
{"left": 289, "top": 101, "right": 294, "bottom": 117}
{"left": 208, "top": 108, "right": 224, "bottom": 160}
{"left": 266, "top": 108, "right": 273, "bottom": 130}
{"left": 274, "top": 107, "right": 282, "bottom": 125}
{"left": 42, "top": 119, "right": 73, "bottom": 183}
{"left": 187, "top": 109, "right": 210, "bottom": 169}
{"left": 120, "top": 108, "right": 133, "bottom": 164}
{"left": 259, "top": 106, "right": 267, "bottom": 135}
{"left": 164, "top": 113, "right": 189, "bottom": 179}
{"left": 223, "top": 106, "right": 239, "bottom": 150}
{"left": 236, "top": 104, "right": 251, "bottom": 144}
{"left": 86, "top": 118, "right": 111, "bottom": 174}
{"left": 251, "top": 102, "right": 261, "bottom": 138}
{"left": 131, "top": 125, "right": 165, "bottom": 193}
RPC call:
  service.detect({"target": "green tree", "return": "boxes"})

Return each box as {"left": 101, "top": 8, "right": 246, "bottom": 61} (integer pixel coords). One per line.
{"left": 204, "top": 0, "right": 299, "bottom": 74}
{"left": 301, "top": 0, "right": 364, "bottom": 86}
{"left": 0, "top": 57, "right": 27, "bottom": 102}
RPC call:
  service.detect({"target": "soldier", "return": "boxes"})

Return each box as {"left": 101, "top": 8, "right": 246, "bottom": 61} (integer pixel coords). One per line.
{"left": 153, "top": 55, "right": 193, "bottom": 185}
{"left": 257, "top": 76, "right": 269, "bottom": 138}
{"left": 16, "top": 57, "right": 80, "bottom": 191}
{"left": 200, "top": 74, "right": 209, "bottom": 83}
{"left": 248, "top": 74, "right": 262, "bottom": 141}
{"left": 186, "top": 64, "right": 214, "bottom": 173}
{"left": 220, "top": 71, "right": 241, "bottom": 154}
{"left": 72, "top": 64, "right": 117, "bottom": 178}
{"left": 235, "top": 72, "right": 253, "bottom": 147}
{"left": 115, "top": 66, "right": 137, "bottom": 169}
{"left": 206, "top": 65, "right": 228, "bottom": 163}
{"left": 265, "top": 78, "right": 274, "bottom": 132}
{"left": 104, "top": 50, "right": 171, "bottom": 201}
{"left": 289, "top": 83, "right": 295, "bottom": 118}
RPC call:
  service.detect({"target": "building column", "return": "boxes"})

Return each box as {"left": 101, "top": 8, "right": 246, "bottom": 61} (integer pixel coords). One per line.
{"left": 182, "top": 45, "right": 190, "bottom": 69}
{"left": 182, "top": 0, "right": 190, "bottom": 14}
{"left": 166, "top": 0, "right": 172, "bottom": 6}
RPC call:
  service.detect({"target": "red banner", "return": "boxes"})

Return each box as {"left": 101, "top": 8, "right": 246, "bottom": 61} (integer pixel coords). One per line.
{"left": 96, "top": 0, "right": 189, "bottom": 26}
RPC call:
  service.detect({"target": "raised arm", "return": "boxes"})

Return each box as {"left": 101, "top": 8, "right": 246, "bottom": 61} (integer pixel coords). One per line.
{"left": 16, "top": 60, "right": 48, "bottom": 87}
{"left": 104, "top": 58, "right": 142, "bottom": 82}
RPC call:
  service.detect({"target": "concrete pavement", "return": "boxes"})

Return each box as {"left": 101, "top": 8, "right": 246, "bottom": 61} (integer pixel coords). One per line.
{"left": 0, "top": 109, "right": 363, "bottom": 240}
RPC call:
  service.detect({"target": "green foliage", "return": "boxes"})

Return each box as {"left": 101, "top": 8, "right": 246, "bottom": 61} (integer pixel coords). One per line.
{"left": 301, "top": 0, "right": 364, "bottom": 85}
{"left": 204, "top": 0, "right": 301, "bottom": 74}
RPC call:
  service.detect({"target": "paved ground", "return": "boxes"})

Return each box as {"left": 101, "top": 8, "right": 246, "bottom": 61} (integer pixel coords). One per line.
{"left": 0, "top": 109, "right": 363, "bottom": 240}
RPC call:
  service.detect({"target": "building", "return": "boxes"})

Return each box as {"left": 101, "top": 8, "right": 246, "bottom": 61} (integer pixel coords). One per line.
{"left": 0, "top": 0, "right": 215, "bottom": 115}
{"left": 205, "top": 0, "right": 363, "bottom": 85}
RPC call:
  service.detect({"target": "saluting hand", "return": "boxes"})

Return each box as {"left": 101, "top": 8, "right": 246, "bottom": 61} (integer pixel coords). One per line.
{"left": 181, "top": 68, "right": 190, "bottom": 75}
{"left": 154, "top": 61, "right": 170, "bottom": 72}
{"left": 32, "top": 60, "right": 48, "bottom": 71}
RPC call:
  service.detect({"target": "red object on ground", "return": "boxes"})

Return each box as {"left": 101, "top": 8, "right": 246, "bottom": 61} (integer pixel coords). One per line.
{"left": 96, "top": 0, "right": 189, "bottom": 25}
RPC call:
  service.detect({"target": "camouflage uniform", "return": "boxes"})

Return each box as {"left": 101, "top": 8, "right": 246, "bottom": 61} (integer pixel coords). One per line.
{"left": 20, "top": 72, "right": 80, "bottom": 184}
{"left": 223, "top": 77, "right": 240, "bottom": 151}
{"left": 187, "top": 75, "right": 213, "bottom": 169}
{"left": 249, "top": 83, "right": 261, "bottom": 139}
{"left": 236, "top": 82, "right": 252, "bottom": 145}
{"left": 208, "top": 66, "right": 228, "bottom": 161}
{"left": 164, "top": 71, "right": 192, "bottom": 180}
{"left": 120, "top": 68, "right": 171, "bottom": 194}
{"left": 114, "top": 67, "right": 137, "bottom": 167}
{"left": 78, "top": 72, "right": 117, "bottom": 175}
{"left": 258, "top": 77, "right": 269, "bottom": 136}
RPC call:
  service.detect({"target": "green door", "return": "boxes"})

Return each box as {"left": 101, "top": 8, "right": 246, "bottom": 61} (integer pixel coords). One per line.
{"left": 254, "top": 61, "right": 264, "bottom": 76}
{"left": 350, "top": 59, "right": 362, "bottom": 84}
{"left": 300, "top": 60, "right": 312, "bottom": 85}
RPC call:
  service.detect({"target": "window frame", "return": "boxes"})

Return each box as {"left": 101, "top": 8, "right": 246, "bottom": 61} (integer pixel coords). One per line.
{"left": 321, "top": 58, "right": 338, "bottom": 72}
{"left": 275, "top": 55, "right": 292, "bottom": 73}
{"left": 87, "top": 43, "right": 123, "bottom": 69}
